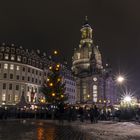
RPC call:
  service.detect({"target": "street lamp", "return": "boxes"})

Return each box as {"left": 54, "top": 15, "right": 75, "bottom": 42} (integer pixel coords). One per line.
{"left": 116, "top": 75, "right": 125, "bottom": 84}
{"left": 123, "top": 95, "right": 132, "bottom": 102}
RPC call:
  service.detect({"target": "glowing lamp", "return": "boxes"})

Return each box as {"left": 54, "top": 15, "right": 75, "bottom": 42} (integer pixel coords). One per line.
{"left": 56, "top": 64, "right": 60, "bottom": 68}
{"left": 52, "top": 93, "right": 55, "bottom": 96}
{"left": 57, "top": 78, "right": 61, "bottom": 82}
{"left": 61, "top": 95, "right": 64, "bottom": 98}
{"left": 124, "top": 95, "right": 131, "bottom": 102}
{"left": 54, "top": 50, "right": 58, "bottom": 55}
{"left": 117, "top": 76, "right": 125, "bottom": 83}
{"left": 49, "top": 66, "right": 52, "bottom": 70}
{"left": 49, "top": 83, "right": 53, "bottom": 87}
{"left": 47, "top": 78, "right": 50, "bottom": 82}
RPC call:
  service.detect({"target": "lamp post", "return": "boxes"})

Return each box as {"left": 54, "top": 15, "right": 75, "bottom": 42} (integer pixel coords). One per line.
{"left": 116, "top": 75, "right": 125, "bottom": 84}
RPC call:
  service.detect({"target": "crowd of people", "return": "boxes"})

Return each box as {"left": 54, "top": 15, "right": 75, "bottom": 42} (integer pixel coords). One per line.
{"left": 0, "top": 103, "right": 140, "bottom": 123}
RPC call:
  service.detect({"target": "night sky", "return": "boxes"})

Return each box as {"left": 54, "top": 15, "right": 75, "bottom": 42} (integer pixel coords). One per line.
{"left": 0, "top": 0, "right": 140, "bottom": 95}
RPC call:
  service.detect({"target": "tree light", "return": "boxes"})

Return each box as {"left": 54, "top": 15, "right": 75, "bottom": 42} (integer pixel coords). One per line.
{"left": 61, "top": 95, "right": 64, "bottom": 98}
{"left": 56, "top": 64, "right": 60, "bottom": 68}
{"left": 87, "top": 94, "right": 90, "bottom": 98}
{"left": 52, "top": 93, "right": 55, "bottom": 96}
{"left": 49, "top": 66, "right": 52, "bottom": 70}
{"left": 57, "top": 78, "right": 61, "bottom": 82}
{"left": 49, "top": 83, "right": 53, "bottom": 87}
{"left": 54, "top": 50, "right": 58, "bottom": 55}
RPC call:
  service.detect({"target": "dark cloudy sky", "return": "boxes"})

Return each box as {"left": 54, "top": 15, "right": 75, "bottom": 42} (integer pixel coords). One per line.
{"left": 0, "top": 0, "right": 140, "bottom": 94}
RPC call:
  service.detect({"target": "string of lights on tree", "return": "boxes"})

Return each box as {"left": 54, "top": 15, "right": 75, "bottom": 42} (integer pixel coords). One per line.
{"left": 41, "top": 51, "right": 67, "bottom": 105}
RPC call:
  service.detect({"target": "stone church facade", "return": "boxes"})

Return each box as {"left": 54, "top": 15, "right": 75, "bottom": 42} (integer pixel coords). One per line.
{"left": 72, "top": 17, "right": 117, "bottom": 106}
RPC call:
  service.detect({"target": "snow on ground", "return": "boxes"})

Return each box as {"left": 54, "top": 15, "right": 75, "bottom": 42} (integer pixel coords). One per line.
{"left": 70, "top": 121, "right": 140, "bottom": 140}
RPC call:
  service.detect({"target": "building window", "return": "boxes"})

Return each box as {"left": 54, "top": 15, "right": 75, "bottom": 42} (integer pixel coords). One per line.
{"left": 28, "top": 59, "right": 31, "bottom": 65}
{"left": 23, "top": 57, "right": 27, "bottom": 63}
{"left": 11, "top": 48, "right": 15, "bottom": 53}
{"left": 22, "top": 76, "right": 25, "bottom": 80}
{"left": 16, "top": 85, "right": 19, "bottom": 90}
{"left": 28, "top": 77, "right": 30, "bottom": 81}
{"left": 17, "top": 56, "right": 21, "bottom": 61}
{"left": 35, "top": 79, "right": 37, "bottom": 83}
{"left": 3, "top": 73, "right": 7, "bottom": 78}
{"left": 36, "top": 70, "right": 38, "bottom": 75}
{"left": 0, "top": 63, "right": 1, "bottom": 69}
{"left": 15, "top": 95, "right": 18, "bottom": 101}
{"left": 39, "top": 72, "right": 42, "bottom": 76}
{"left": 10, "top": 74, "right": 14, "bottom": 79}
{"left": 77, "top": 53, "right": 80, "bottom": 59}
{"left": 28, "top": 68, "right": 30, "bottom": 72}
{"left": 93, "top": 85, "right": 97, "bottom": 90}
{"left": 28, "top": 86, "right": 30, "bottom": 91}
{"left": 2, "top": 94, "right": 6, "bottom": 101}
{"left": 10, "top": 64, "right": 14, "bottom": 70}
{"left": 93, "top": 84, "right": 98, "bottom": 103}
{"left": 32, "top": 60, "right": 35, "bottom": 66}
{"left": 16, "top": 66, "right": 20, "bottom": 71}
{"left": 4, "top": 63, "right": 8, "bottom": 69}
{"left": 32, "top": 78, "right": 34, "bottom": 82}
{"left": 4, "top": 54, "right": 9, "bottom": 59}
{"left": 16, "top": 75, "right": 20, "bottom": 80}
{"left": 3, "top": 83, "right": 6, "bottom": 89}
{"left": 32, "top": 69, "right": 34, "bottom": 74}
{"left": 8, "top": 94, "right": 12, "bottom": 101}
{"left": 9, "top": 84, "right": 12, "bottom": 90}
{"left": 0, "top": 53, "right": 3, "bottom": 60}
{"left": 11, "top": 55, "right": 15, "bottom": 60}
{"left": 22, "top": 67, "right": 25, "bottom": 71}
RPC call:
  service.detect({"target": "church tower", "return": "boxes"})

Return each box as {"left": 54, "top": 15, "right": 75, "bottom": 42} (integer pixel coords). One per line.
{"left": 72, "top": 17, "right": 103, "bottom": 104}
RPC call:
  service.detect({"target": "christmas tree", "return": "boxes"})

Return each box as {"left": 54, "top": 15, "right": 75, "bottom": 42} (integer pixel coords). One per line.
{"left": 41, "top": 61, "right": 67, "bottom": 105}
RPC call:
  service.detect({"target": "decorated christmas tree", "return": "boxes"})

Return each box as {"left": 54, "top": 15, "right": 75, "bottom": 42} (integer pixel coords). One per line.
{"left": 41, "top": 59, "right": 67, "bottom": 105}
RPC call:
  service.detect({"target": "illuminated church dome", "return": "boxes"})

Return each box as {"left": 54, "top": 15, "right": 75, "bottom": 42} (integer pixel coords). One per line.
{"left": 72, "top": 17, "right": 102, "bottom": 77}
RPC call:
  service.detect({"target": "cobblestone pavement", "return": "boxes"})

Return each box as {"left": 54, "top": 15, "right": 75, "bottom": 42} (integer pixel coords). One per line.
{"left": 0, "top": 120, "right": 92, "bottom": 140}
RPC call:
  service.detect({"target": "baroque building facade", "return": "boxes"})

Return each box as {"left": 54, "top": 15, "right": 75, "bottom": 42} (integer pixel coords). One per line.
{"left": 72, "top": 18, "right": 117, "bottom": 106}
{"left": 0, "top": 43, "right": 76, "bottom": 105}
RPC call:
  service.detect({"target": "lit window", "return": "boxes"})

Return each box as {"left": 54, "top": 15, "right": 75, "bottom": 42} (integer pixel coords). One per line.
{"left": 2, "top": 94, "right": 6, "bottom": 101}
{"left": 17, "top": 56, "right": 21, "bottom": 61}
{"left": 15, "top": 95, "right": 18, "bottom": 101}
{"left": 93, "top": 97, "right": 97, "bottom": 103}
{"left": 10, "top": 64, "right": 14, "bottom": 70}
{"left": 4, "top": 54, "right": 9, "bottom": 59}
{"left": 11, "top": 55, "right": 15, "bottom": 60}
{"left": 77, "top": 53, "right": 80, "bottom": 59}
{"left": 93, "top": 85, "right": 97, "bottom": 90}
{"left": 4, "top": 63, "right": 8, "bottom": 69}
{"left": 93, "top": 91, "right": 97, "bottom": 94}
{"left": 8, "top": 94, "right": 12, "bottom": 101}
{"left": 16, "top": 66, "right": 20, "bottom": 70}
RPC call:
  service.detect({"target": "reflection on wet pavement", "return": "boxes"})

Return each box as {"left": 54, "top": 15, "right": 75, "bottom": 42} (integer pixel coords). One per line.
{"left": 0, "top": 120, "right": 90, "bottom": 140}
